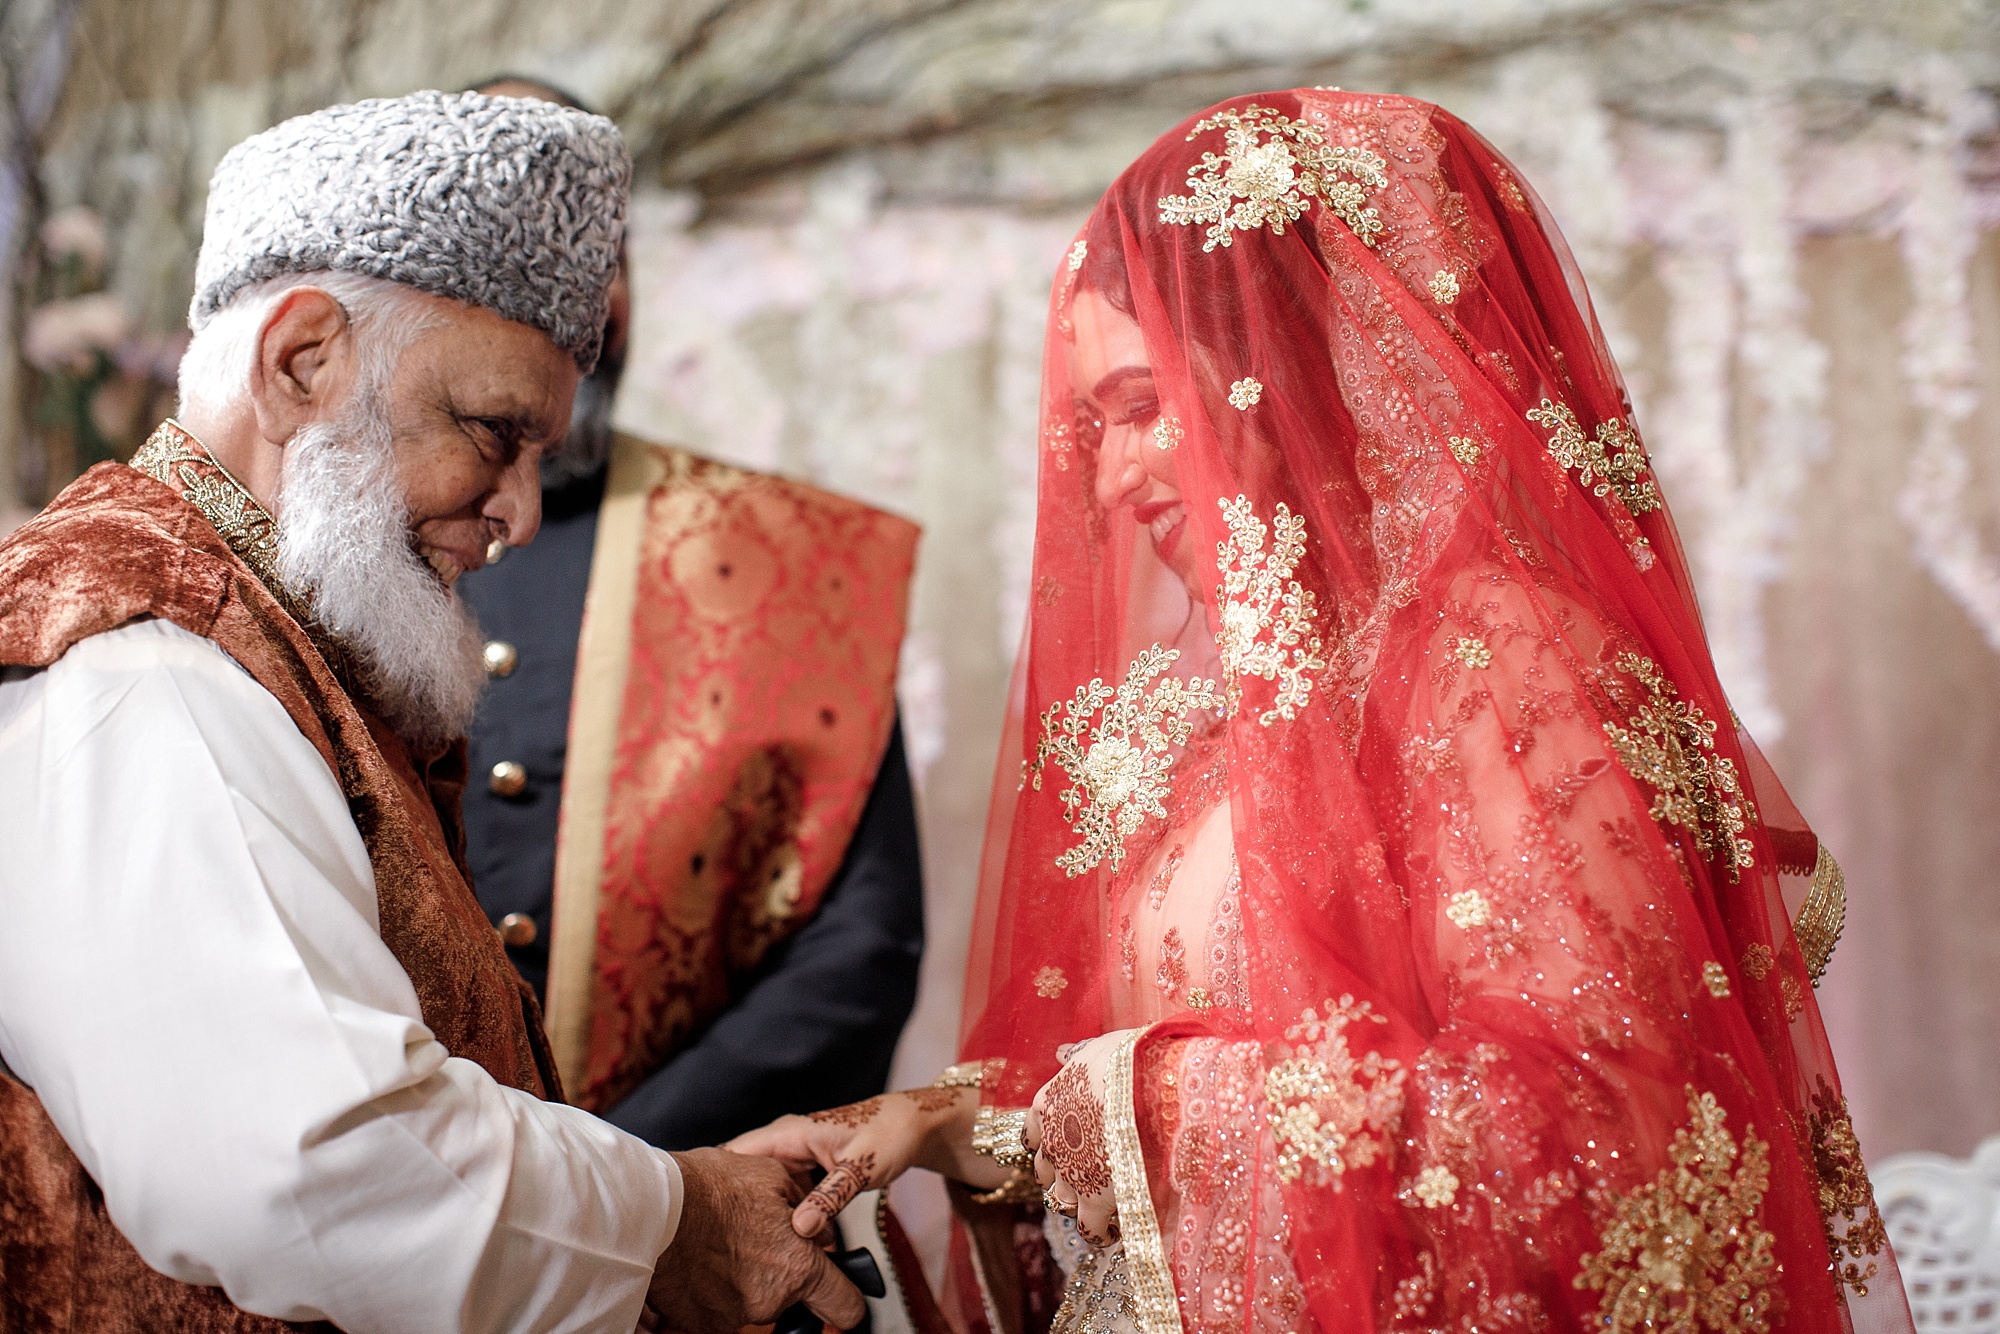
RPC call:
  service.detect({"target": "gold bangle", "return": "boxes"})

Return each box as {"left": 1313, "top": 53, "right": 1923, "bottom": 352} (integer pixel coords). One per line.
{"left": 931, "top": 1061, "right": 985, "bottom": 1090}
{"left": 969, "top": 1169, "right": 1042, "bottom": 1206}
{"left": 971, "top": 1105, "right": 1035, "bottom": 1172}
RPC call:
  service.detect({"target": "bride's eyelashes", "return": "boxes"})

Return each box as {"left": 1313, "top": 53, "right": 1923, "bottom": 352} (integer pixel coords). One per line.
{"left": 1104, "top": 387, "right": 1160, "bottom": 429}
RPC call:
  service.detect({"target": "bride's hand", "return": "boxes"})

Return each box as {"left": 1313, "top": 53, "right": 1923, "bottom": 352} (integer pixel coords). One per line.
{"left": 1025, "top": 1030, "right": 1133, "bottom": 1249}
{"left": 727, "top": 1086, "right": 984, "bottom": 1237}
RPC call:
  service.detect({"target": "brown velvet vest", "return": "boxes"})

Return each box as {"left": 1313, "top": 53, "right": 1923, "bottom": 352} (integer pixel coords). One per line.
{"left": 0, "top": 450, "right": 560, "bottom": 1333}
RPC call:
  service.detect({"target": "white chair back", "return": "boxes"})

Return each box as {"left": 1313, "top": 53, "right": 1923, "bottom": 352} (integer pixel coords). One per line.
{"left": 1874, "top": 1136, "right": 2000, "bottom": 1332}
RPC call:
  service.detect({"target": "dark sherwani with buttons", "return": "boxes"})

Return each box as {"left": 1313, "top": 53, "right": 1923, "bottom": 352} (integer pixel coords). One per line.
{"left": 458, "top": 443, "right": 924, "bottom": 1148}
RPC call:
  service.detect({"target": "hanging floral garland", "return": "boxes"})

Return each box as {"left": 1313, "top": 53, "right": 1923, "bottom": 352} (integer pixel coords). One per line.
{"left": 1896, "top": 60, "right": 2000, "bottom": 656}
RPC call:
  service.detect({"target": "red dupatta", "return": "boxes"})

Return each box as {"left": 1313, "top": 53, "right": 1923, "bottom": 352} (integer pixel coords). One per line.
{"left": 959, "top": 90, "right": 1911, "bottom": 1334}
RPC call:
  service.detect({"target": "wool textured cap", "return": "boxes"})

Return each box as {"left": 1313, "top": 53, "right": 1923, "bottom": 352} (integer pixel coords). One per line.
{"left": 190, "top": 90, "right": 630, "bottom": 370}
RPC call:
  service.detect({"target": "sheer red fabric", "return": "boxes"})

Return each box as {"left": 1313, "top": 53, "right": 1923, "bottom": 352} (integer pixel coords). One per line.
{"left": 959, "top": 90, "right": 1912, "bottom": 1334}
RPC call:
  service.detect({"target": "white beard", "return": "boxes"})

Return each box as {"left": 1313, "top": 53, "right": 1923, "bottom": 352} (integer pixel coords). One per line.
{"left": 273, "top": 400, "right": 486, "bottom": 750}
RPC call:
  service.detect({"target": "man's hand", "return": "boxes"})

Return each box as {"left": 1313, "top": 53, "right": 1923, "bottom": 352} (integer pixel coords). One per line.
{"left": 643, "top": 1148, "right": 867, "bottom": 1334}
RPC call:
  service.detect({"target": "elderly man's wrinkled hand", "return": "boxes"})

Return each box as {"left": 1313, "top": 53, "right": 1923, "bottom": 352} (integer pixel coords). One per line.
{"left": 642, "top": 1148, "right": 866, "bottom": 1334}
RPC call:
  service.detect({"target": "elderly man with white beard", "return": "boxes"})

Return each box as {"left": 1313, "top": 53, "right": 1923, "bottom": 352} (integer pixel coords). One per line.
{"left": 0, "top": 93, "right": 866, "bottom": 1334}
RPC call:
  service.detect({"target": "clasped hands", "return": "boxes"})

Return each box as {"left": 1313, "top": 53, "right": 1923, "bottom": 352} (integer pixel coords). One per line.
{"left": 641, "top": 1148, "right": 868, "bottom": 1334}
{"left": 727, "top": 1029, "right": 1134, "bottom": 1252}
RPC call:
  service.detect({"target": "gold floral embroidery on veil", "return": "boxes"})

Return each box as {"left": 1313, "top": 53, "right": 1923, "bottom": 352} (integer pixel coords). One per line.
{"left": 1796, "top": 1078, "right": 1887, "bottom": 1298}
{"left": 1526, "top": 399, "right": 1663, "bottom": 516}
{"left": 1215, "top": 496, "right": 1327, "bottom": 726}
{"left": 1574, "top": 1088, "right": 1779, "bottom": 1333}
{"left": 1264, "top": 997, "right": 1406, "bottom": 1185}
{"left": 1032, "top": 646, "right": 1221, "bottom": 876}
{"left": 1158, "top": 104, "right": 1388, "bottom": 252}
{"left": 1602, "top": 653, "right": 1759, "bottom": 881}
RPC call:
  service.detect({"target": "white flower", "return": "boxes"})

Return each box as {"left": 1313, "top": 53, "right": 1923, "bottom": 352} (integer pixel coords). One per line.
{"left": 1445, "top": 890, "right": 1490, "bottom": 930}
{"left": 1081, "top": 735, "right": 1144, "bottom": 810}
{"left": 1413, "top": 1165, "right": 1459, "bottom": 1208}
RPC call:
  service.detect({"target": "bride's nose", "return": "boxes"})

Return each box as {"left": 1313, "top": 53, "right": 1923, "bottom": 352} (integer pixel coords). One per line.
{"left": 1094, "top": 437, "right": 1150, "bottom": 511}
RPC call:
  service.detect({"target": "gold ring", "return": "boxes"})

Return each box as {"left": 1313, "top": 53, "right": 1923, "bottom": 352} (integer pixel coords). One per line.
{"left": 1043, "top": 1186, "right": 1078, "bottom": 1219}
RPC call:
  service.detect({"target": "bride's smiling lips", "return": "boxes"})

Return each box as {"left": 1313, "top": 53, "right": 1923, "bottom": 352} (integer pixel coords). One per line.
{"left": 1133, "top": 499, "right": 1187, "bottom": 560}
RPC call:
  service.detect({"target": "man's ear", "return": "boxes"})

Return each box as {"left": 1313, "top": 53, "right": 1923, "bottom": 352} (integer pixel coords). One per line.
{"left": 248, "top": 286, "right": 355, "bottom": 447}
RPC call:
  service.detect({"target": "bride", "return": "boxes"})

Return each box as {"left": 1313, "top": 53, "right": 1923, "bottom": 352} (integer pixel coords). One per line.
{"left": 732, "top": 89, "right": 1913, "bottom": 1334}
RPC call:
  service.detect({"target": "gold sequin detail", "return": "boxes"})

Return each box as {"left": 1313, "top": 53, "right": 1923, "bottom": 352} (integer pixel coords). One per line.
{"left": 1228, "top": 377, "right": 1263, "bottom": 409}
{"left": 1032, "top": 646, "right": 1221, "bottom": 876}
{"left": 1601, "top": 653, "right": 1758, "bottom": 880}
{"left": 1428, "top": 269, "right": 1461, "bottom": 305}
{"left": 1573, "top": 1088, "right": 1780, "bottom": 1334}
{"left": 1152, "top": 416, "right": 1183, "bottom": 451}
{"left": 1034, "top": 966, "right": 1069, "bottom": 999}
{"left": 1444, "top": 889, "right": 1490, "bottom": 930}
{"left": 1102, "top": 1030, "right": 1178, "bottom": 1334}
{"left": 1215, "top": 495, "right": 1327, "bottom": 726}
{"left": 1186, "top": 987, "right": 1212, "bottom": 1011}
{"left": 1155, "top": 926, "right": 1188, "bottom": 997}
{"left": 1453, "top": 636, "right": 1492, "bottom": 670}
{"left": 1158, "top": 104, "right": 1388, "bottom": 251}
{"left": 1067, "top": 239, "right": 1088, "bottom": 272}
{"left": 1741, "top": 944, "right": 1775, "bottom": 981}
{"left": 1527, "top": 399, "right": 1663, "bottom": 516}
{"left": 1264, "top": 997, "right": 1405, "bottom": 1186}
{"left": 1781, "top": 973, "right": 1805, "bottom": 1021}
{"left": 1703, "top": 961, "right": 1732, "bottom": 998}
{"left": 1795, "top": 845, "right": 1846, "bottom": 988}
{"left": 1798, "top": 1077, "right": 1887, "bottom": 1298}
{"left": 1493, "top": 165, "right": 1532, "bottom": 215}
{"left": 1146, "top": 843, "right": 1184, "bottom": 909}
{"left": 1447, "top": 434, "right": 1482, "bottom": 469}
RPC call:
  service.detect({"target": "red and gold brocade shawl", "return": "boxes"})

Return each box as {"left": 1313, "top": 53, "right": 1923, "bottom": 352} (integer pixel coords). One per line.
{"left": 546, "top": 432, "right": 918, "bottom": 1111}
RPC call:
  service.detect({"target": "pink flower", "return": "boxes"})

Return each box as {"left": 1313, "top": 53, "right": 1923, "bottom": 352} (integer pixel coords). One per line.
{"left": 39, "top": 207, "right": 109, "bottom": 273}
{"left": 24, "top": 294, "right": 133, "bottom": 373}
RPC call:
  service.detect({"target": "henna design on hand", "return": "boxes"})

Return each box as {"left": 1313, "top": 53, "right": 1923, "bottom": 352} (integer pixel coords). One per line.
{"left": 801, "top": 1152, "right": 879, "bottom": 1223}
{"left": 905, "top": 1086, "right": 964, "bottom": 1113}
{"left": 1041, "top": 1062, "right": 1112, "bottom": 1198}
{"left": 809, "top": 1096, "right": 885, "bottom": 1127}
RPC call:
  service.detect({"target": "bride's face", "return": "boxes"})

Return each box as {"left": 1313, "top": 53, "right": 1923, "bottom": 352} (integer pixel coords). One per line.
{"left": 1067, "top": 289, "right": 1202, "bottom": 594}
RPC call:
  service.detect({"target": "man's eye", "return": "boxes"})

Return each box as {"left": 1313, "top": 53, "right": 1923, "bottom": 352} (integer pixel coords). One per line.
{"left": 473, "top": 418, "right": 517, "bottom": 450}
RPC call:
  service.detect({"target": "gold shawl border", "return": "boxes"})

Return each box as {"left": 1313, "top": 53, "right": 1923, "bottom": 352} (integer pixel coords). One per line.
{"left": 546, "top": 431, "right": 663, "bottom": 1089}
{"left": 1105, "top": 1025, "right": 1177, "bottom": 1334}
{"left": 1796, "top": 845, "right": 1847, "bottom": 989}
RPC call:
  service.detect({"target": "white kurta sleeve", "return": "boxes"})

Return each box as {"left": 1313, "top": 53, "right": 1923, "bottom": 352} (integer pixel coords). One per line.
{"left": 0, "top": 619, "right": 682, "bottom": 1334}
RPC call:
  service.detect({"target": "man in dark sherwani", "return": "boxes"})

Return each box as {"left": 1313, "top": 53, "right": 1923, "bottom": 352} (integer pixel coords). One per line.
{"left": 459, "top": 77, "right": 925, "bottom": 1149}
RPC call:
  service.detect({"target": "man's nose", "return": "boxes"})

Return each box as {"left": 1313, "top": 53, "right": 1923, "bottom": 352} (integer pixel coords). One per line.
{"left": 1094, "top": 435, "right": 1148, "bottom": 511}
{"left": 486, "top": 451, "right": 543, "bottom": 549}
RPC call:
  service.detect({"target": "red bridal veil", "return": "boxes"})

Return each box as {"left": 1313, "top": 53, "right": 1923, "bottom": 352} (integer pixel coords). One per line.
{"left": 957, "top": 89, "right": 1912, "bottom": 1334}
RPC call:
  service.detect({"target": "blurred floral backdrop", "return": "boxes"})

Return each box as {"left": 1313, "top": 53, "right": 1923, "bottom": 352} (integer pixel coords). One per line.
{"left": 6, "top": 0, "right": 1998, "bottom": 1238}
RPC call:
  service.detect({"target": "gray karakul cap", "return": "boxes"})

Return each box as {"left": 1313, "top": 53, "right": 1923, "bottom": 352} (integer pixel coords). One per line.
{"left": 190, "top": 90, "right": 630, "bottom": 370}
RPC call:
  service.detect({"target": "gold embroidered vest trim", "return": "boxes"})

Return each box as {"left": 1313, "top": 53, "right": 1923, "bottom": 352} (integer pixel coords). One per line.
{"left": 130, "top": 419, "right": 356, "bottom": 682}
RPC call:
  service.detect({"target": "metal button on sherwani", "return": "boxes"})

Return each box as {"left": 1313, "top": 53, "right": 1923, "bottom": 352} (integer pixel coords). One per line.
{"left": 482, "top": 640, "right": 518, "bottom": 677}
{"left": 498, "top": 912, "right": 538, "bottom": 947}
{"left": 489, "top": 760, "right": 528, "bottom": 797}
